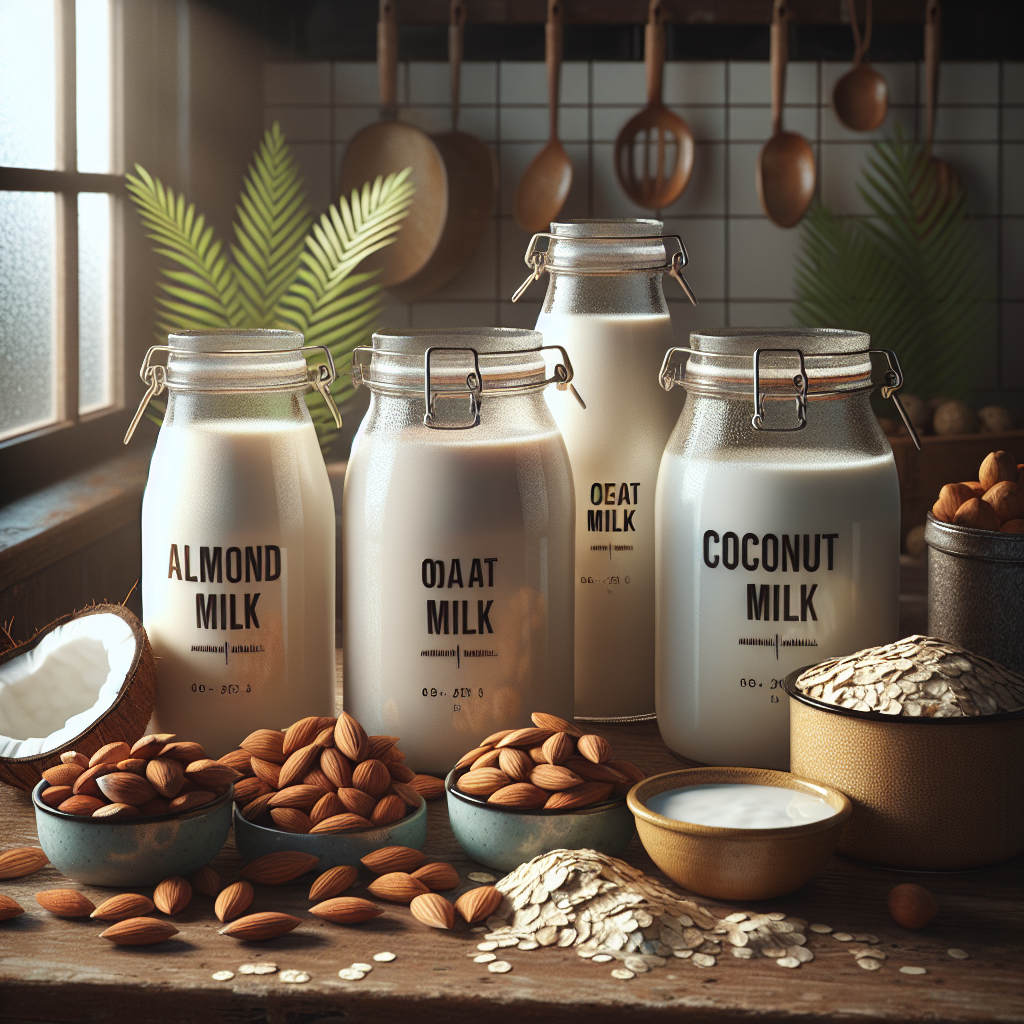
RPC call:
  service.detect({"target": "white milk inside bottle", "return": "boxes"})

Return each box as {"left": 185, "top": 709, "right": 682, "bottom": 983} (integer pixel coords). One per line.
{"left": 133, "top": 331, "right": 337, "bottom": 756}
{"left": 522, "top": 220, "right": 695, "bottom": 721}
{"left": 343, "top": 329, "right": 575, "bottom": 775}
{"left": 655, "top": 328, "right": 901, "bottom": 769}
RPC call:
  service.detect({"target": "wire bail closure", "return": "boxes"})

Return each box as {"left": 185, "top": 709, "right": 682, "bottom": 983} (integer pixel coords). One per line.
{"left": 658, "top": 346, "right": 922, "bottom": 450}
{"left": 123, "top": 343, "right": 342, "bottom": 445}
{"left": 511, "top": 232, "right": 699, "bottom": 305}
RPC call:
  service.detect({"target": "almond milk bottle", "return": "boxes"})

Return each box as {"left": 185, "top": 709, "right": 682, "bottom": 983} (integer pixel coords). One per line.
{"left": 655, "top": 328, "right": 905, "bottom": 769}
{"left": 342, "top": 329, "right": 576, "bottom": 775}
{"left": 128, "top": 330, "right": 339, "bottom": 756}
{"left": 514, "top": 219, "right": 698, "bottom": 720}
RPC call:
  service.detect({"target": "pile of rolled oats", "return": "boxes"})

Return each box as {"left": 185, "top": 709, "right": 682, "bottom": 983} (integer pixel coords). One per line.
{"left": 795, "top": 636, "right": 1024, "bottom": 717}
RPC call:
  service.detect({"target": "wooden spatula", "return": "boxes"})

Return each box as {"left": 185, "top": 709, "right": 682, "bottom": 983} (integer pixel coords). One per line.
{"left": 614, "top": 0, "right": 694, "bottom": 210}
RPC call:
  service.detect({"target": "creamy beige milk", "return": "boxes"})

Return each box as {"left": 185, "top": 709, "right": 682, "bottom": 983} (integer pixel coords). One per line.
{"left": 656, "top": 454, "right": 899, "bottom": 769}
{"left": 646, "top": 783, "right": 835, "bottom": 828}
{"left": 142, "top": 418, "right": 336, "bottom": 756}
{"left": 537, "top": 312, "right": 683, "bottom": 720}
{"left": 343, "top": 429, "right": 574, "bottom": 775}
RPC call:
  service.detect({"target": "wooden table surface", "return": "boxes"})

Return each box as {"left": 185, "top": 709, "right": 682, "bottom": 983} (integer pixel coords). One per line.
{"left": 1, "top": 673, "right": 1020, "bottom": 1024}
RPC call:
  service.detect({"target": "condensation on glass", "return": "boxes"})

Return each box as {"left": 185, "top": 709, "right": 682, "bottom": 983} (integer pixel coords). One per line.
{"left": 0, "top": 0, "right": 56, "bottom": 170}
{"left": 78, "top": 192, "right": 113, "bottom": 413}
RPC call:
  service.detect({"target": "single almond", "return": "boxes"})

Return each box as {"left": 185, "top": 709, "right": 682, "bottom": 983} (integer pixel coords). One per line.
{"left": 129, "top": 733, "right": 176, "bottom": 759}
{"left": 302, "top": 768, "right": 334, "bottom": 791}
{"left": 410, "top": 892, "right": 456, "bottom": 930}
{"left": 352, "top": 759, "right": 391, "bottom": 799}
{"left": 268, "top": 784, "right": 324, "bottom": 810}
{"left": 92, "top": 802, "right": 140, "bottom": 819}
{"left": 96, "top": 771, "right": 157, "bottom": 806}
{"left": 455, "top": 885, "right": 502, "bottom": 924}
{"left": 366, "top": 734, "right": 400, "bottom": 759}
{"left": 154, "top": 876, "right": 192, "bottom": 915}
{"left": 320, "top": 747, "right": 353, "bottom": 789}
{"left": 72, "top": 763, "right": 117, "bottom": 797}
{"left": 528, "top": 744, "right": 547, "bottom": 763}
{"left": 487, "top": 783, "right": 548, "bottom": 808}
{"left": 219, "top": 748, "right": 255, "bottom": 775}
{"left": 309, "top": 813, "right": 373, "bottom": 834}
{"left": 979, "top": 450, "right": 1019, "bottom": 491}
{"left": 983, "top": 480, "right": 1023, "bottom": 523}
{"left": 115, "top": 758, "right": 148, "bottom": 775}
{"left": 544, "top": 782, "right": 614, "bottom": 809}
{"left": 270, "top": 807, "right": 313, "bottom": 833}
{"left": 250, "top": 757, "right": 282, "bottom": 789}
{"left": 60, "top": 750, "right": 90, "bottom": 768}
{"left": 241, "top": 792, "right": 275, "bottom": 822}
{"left": 382, "top": 746, "right": 406, "bottom": 764}
{"left": 89, "top": 741, "right": 131, "bottom": 767}
{"left": 36, "top": 889, "right": 95, "bottom": 917}
{"left": 40, "top": 785, "right": 74, "bottom": 808}
{"left": 138, "top": 797, "right": 172, "bottom": 816}
{"left": 530, "top": 764, "right": 584, "bottom": 791}
{"left": 185, "top": 758, "right": 242, "bottom": 788}
{"left": 308, "top": 865, "right": 358, "bottom": 902}
{"left": 361, "top": 846, "right": 427, "bottom": 874}
{"left": 0, "top": 847, "right": 49, "bottom": 879}
{"left": 458, "top": 768, "right": 511, "bottom": 797}
{"left": 577, "top": 734, "right": 612, "bottom": 764}
{"left": 215, "top": 880, "right": 254, "bottom": 922}
{"left": 240, "top": 851, "right": 320, "bottom": 884}
{"left": 169, "top": 790, "right": 216, "bottom": 813}
{"left": 1001, "top": 518, "right": 1024, "bottom": 533}
{"left": 480, "top": 728, "right": 515, "bottom": 746}
{"left": 0, "top": 894, "right": 24, "bottom": 920}
{"left": 454, "top": 745, "right": 492, "bottom": 770}
{"left": 960, "top": 480, "right": 986, "bottom": 496}
{"left": 409, "top": 774, "right": 444, "bottom": 800}
{"left": 310, "top": 792, "right": 345, "bottom": 825}
{"left": 566, "top": 757, "right": 627, "bottom": 784}
{"left": 42, "top": 763, "right": 84, "bottom": 787}
{"left": 334, "top": 712, "right": 369, "bottom": 762}
{"left": 469, "top": 749, "right": 502, "bottom": 771}
{"left": 390, "top": 782, "right": 421, "bottom": 808}
{"left": 100, "top": 916, "right": 178, "bottom": 945}
{"left": 932, "top": 482, "right": 978, "bottom": 523}
{"left": 91, "top": 893, "right": 156, "bottom": 921}
{"left": 531, "top": 711, "right": 583, "bottom": 737}
{"left": 539, "top": 732, "right": 573, "bottom": 765}
{"left": 412, "top": 861, "right": 460, "bottom": 891}
{"left": 58, "top": 794, "right": 106, "bottom": 816}
{"left": 218, "top": 911, "right": 301, "bottom": 941}
{"left": 240, "top": 728, "right": 287, "bottom": 765}
{"left": 233, "top": 777, "right": 271, "bottom": 806}
{"left": 283, "top": 716, "right": 335, "bottom": 757}
{"left": 953, "top": 496, "right": 1001, "bottom": 531}
{"left": 158, "top": 741, "right": 206, "bottom": 764}
{"left": 337, "top": 787, "right": 376, "bottom": 819}
{"left": 366, "top": 871, "right": 429, "bottom": 904}
{"left": 606, "top": 759, "right": 645, "bottom": 784}
{"left": 498, "top": 748, "right": 534, "bottom": 782}
{"left": 370, "top": 794, "right": 407, "bottom": 826}
{"left": 191, "top": 865, "right": 222, "bottom": 898}
{"left": 277, "top": 743, "right": 320, "bottom": 790}
{"left": 308, "top": 896, "right": 383, "bottom": 924}
{"left": 496, "top": 727, "right": 553, "bottom": 749}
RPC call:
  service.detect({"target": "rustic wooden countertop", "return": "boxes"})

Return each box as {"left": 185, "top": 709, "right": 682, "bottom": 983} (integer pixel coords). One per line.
{"left": 1, "top": 669, "right": 1020, "bottom": 1024}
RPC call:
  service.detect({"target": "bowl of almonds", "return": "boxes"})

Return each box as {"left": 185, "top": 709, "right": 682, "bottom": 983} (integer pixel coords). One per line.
{"left": 444, "top": 712, "right": 642, "bottom": 872}
{"left": 31, "top": 733, "right": 234, "bottom": 886}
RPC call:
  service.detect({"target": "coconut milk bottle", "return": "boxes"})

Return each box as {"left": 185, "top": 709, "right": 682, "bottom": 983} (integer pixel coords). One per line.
{"left": 343, "top": 329, "right": 576, "bottom": 775}
{"left": 130, "top": 330, "right": 338, "bottom": 756}
{"left": 516, "top": 219, "right": 697, "bottom": 720}
{"left": 655, "top": 328, "right": 902, "bottom": 769}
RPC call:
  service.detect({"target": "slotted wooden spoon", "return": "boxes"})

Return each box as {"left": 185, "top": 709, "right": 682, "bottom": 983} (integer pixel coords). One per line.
{"left": 614, "top": 0, "right": 693, "bottom": 209}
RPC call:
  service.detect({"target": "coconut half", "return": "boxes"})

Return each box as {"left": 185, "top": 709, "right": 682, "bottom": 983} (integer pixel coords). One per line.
{"left": 0, "top": 604, "right": 157, "bottom": 790}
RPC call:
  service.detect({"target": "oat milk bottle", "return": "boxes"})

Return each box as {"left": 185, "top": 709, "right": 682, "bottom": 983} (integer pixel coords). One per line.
{"left": 515, "top": 219, "right": 697, "bottom": 720}
{"left": 655, "top": 328, "right": 903, "bottom": 769}
{"left": 129, "top": 330, "right": 339, "bottom": 756}
{"left": 343, "top": 328, "right": 576, "bottom": 775}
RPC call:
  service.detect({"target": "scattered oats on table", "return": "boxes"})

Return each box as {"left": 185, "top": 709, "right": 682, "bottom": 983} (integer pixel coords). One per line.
{"left": 469, "top": 872, "right": 497, "bottom": 883}
{"left": 239, "top": 962, "right": 277, "bottom": 975}
{"left": 858, "top": 958, "right": 883, "bottom": 971}
{"left": 211, "top": 970, "right": 234, "bottom": 981}
{"left": 488, "top": 961, "right": 512, "bottom": 974}
{"left": 900, "top": 966, "right": 927, "bottom": 975}
{"left": 611, "top": 969, "right": 635, "bottom": 980}
{"left": 373, "top": 952, "right": 396, "bottom": 963}
{"left": 947, "top": 949, "right": 969, "bottom": 960}
{"left": 776, "top": 957, "right": 801, "bottom": 969}
{"left": 477, "top": 941, "right": 498, "bottom": 951}
{"left": 351, "top": 963, "right": 372, "bottom": 973}
{"left": 338, "top": 968, "right": 366, "bottom": 981}
{"left": 473, "top": 953, "right": 496, "bottom": 963}
{"left": 280, "top": 970, "right": 310, "bottom": 984}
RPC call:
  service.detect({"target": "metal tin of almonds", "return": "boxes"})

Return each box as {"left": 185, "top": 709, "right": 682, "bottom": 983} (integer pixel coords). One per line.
{"left": 785, "top": 668, "right": 1024, "bottom": 870}
{"left": 925, "top": 513, "right": 1023, "bottom": 673}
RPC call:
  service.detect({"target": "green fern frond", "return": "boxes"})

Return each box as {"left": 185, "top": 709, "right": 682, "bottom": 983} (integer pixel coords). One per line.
{"left": 230, "top": 124, "right": 312, "bottom": 327}
{"left": 125, "top": 165, "right": 243, "bottom": 334}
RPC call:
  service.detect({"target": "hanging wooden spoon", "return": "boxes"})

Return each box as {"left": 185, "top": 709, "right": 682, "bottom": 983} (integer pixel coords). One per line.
{"left": 614, "top": 0, "right": 694, "bottom": 209}
{"left": 756, "top": 0, "right": 816, "bottom": 228}
{"left": 833, "top": 0, "right": 888, "bottom": 132}
{"left": 924, "top": 0, "right": 958, "bottom": 189}
{"left": 514, "top": 0, "right": 573, "bottom": 233}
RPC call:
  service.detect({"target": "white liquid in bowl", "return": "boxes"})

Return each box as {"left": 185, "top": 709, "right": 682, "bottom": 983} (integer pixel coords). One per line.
{"left": 645, "top": 783, "right": 836, "bottom": 829}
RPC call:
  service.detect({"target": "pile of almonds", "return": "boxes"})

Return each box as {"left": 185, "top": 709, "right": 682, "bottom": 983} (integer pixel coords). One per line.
{"left": 453, "top": 712, "right": 644, "bottom": 810}
{"left": 230, "top": 712, "right": 443, "bottom": 835}
{"left": 39, "top": 735, "right": 235, "bottom": 818}
{"left": 931, "top": 450, "right": 1023, "bottom": 533}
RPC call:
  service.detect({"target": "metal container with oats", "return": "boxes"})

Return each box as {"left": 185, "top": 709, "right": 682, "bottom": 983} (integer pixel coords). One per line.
{"left": 786, "top": 636, "right": 1024, "bottom": 870}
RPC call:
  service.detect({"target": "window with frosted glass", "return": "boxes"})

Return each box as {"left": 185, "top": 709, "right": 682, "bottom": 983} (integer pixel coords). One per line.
{"left": 78, "top": 192, "right": 112, "bottom": 413}
{"left": 77, "top": 0, "right": 112, "bottom": 174}
{"left": 0, "top": 192, "right": 57, "bottom": 440}
{"left": 0, "top": 0, "right": 56, "bottom": 170}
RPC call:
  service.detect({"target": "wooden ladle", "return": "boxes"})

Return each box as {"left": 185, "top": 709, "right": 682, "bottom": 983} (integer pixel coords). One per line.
{"left": 614, "top": 0, "right": 694, "bottom": 209}
{"left": 833, "top": 0, "right": 888, "bottom": 132}
{"left": 756, "top": 0, "right": 816, "bottom": 228}
{"left": 514, "top": 0, "right": 572, "bottom": 233}
{"left": 924, "top": 0, "right": 958, "bottom": 188}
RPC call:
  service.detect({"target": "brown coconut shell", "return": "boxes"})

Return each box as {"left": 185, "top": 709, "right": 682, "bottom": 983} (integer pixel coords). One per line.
{"left": 0, "top": 604, "right": 157, "bottom": 791}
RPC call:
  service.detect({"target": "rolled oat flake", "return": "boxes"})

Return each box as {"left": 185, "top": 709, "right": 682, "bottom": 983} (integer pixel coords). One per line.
{"left": 947, "top": 949, "right": 969, "bottom": 960}
{"left": 351, "top": 963, "right": 373, "bottom": 973}
{"left": 474, "top": 953, "right": 497, "bottom": 963}
{"left": 280, "top": 970, "right": 310, "bottom": 984}
{"left": 239, "top": 962, "right": 277, "bottom": 975}
{"left": 338, "top": 968, "right": 366, "bottom": 981}
{"left": 469, "top": 872, "right": 497, "bottom": 883}
{"left": 488, "top": 961, "right": 513, "bottom": 974}
{"left": 611, "top": 968, "right": 636, "bottom": 980}
{"left": 900, "top": 966, "right": 927, "bottom": 975}
{"left": 858, "top": 958, "right": 882, "bottom": 971}
{"left": 776, "top": 957, "right": 801, "bottom": 969}
{"left": 373, "top": 952, "right": 397, "bottom": 962}
{"left": 211, "top": 971, "right": 234, "bottom": 981}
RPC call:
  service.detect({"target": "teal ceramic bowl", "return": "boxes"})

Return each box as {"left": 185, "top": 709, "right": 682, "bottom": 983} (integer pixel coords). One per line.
{"left": 232, "top": 795, "right": 427, "bottom": 870}
{"left": 445, "top": 769, "right": 635, "bottom": 873}
{"left": 32, "top": 781, "right": 233, "bottom": 887}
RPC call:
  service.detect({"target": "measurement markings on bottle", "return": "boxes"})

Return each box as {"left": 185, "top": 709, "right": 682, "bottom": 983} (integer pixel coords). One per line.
{"left": 580, "top": 575, "right": 630, "bottom": 585}
{"left": 738, "top": 678, "right": 783, "bottom": 703}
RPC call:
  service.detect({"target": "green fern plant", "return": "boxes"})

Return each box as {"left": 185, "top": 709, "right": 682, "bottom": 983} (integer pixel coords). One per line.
{"left": 792, "top": 128, "right": 991, "bottom": 401}
{"left": 126, "top": 123, "right": 414, "bottom": 454}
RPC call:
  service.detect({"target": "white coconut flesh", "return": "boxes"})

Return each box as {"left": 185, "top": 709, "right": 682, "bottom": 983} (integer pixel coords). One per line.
{"left": 0, "top": 612, "right": 136, "bottom": 758}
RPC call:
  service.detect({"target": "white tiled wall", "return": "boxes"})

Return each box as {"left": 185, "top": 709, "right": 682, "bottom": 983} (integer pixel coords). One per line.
{"left": 265, "top": 59, "right": 1023, "bottom": 408}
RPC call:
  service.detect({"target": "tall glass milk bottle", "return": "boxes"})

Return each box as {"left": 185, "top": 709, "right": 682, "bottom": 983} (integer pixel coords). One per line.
{"left": 655, "top": 328, "right": 904, "bottom": 769}
{"left": 516, "top": 219, "right": 697, "bottom": 721}
{"left": 127, "top": 330, "right": 339, "bottom": 756}
{"left": 343, "top": 328, "right": 576, "bottom": 775}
